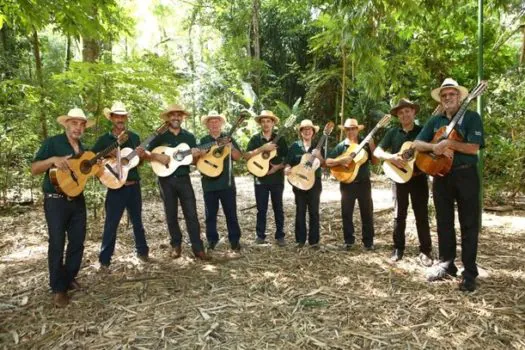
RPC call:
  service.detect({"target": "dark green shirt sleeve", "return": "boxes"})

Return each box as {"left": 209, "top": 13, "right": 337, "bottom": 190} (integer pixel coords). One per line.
{"left": 416, "top": 116, "right": 437, "bottom": 142}
{"left": 34, "top": 138, "right": 52, "bottom": 161}
{"left": 461, "top": 111, "right": 485, "bottom": 148}
{"left": 377, "top": 128, "right": 394, "bottom": 150}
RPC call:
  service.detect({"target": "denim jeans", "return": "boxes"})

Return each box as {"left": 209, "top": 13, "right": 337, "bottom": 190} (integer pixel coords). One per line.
{"left": 44, "top": 195, "right": 86, "bottom": 292}
{"left": 254, "top": 183, "right": 285, "bottom": 240}
{"left": 159, "top": 175, "right": 204, "bottom": 253}
{"left": 203, "top": 187, "right": 242, "bottom": 245}
{"left": 99, "top": 182, "right": 149, "bottom": 266}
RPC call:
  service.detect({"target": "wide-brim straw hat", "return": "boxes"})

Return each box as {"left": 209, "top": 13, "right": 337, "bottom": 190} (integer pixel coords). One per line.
{"left": 296, "top": 119, "right": 320, "bottom": 133}
{"left": 103, "top": 101, "right": 129, "bottom": 120}
{"left": 390, "top": 98, "right": 420, "bottom": 116}
{"left": 431, "top": 78, "right": 469, "bottom": 102}
{"left": 201, "top": 111, "right": 227, "bottom": 125}
{"left": 160, "top": 104, "right": 191, "bottom": 121}
{"left": 57, "top": 108, "right": 94, "bottom": 128}
{"left": 255, "top": 110, "right": 279, "bottom": 124}
{"left": 338, "top": 118, "right": 364, "bottom": 131}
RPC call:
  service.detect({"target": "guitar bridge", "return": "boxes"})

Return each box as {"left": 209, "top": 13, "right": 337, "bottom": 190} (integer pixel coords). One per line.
{"left": 253, "top": 162, "right": 263, "bottom": 170}
{"left": 105, "top": 163, "right": 120, "bottom": 179}
{"left": 204, "top": 160, "right": 219, "bottom": 169}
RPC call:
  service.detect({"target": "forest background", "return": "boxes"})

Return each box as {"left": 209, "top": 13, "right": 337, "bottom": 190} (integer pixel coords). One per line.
{"left": 1, "top": 0, "right": 524, "bottom": 209}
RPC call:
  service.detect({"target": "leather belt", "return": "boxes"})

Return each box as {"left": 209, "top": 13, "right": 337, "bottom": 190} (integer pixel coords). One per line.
{"left": 124, "top": 181, "right": 138, "bottom": 186}
{"left": 452, "top": 164, "right": 475, "bottom": 171}
{"left": 44, "top": 193, "right": 79, "bottom": 201}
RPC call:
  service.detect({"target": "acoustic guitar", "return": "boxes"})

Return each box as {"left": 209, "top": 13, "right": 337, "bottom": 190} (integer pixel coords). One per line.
{"left": 330, "top": 114, "right": 391, "bottom": 183}
{"left": 50, "top": 132, "right": 128, "bottom": 197}
{"left": 287, "top": 122, "right": 335, "bottom": 191}
{"left": 197, "top": 114, "right": 247, "bottom": 177}
{"left": 415, "top": 81, "right": 487, "bottom": 176}
{"left": 98, "top": 123, "right": 169, "bottom": 188}
{"left": 246, "top": 114, "right": 297, "bottom": 177}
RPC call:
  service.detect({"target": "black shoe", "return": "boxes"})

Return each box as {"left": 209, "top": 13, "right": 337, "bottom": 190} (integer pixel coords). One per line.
{"left": 391, "top": 249, "right": 403, "bottom": 262}
{"left": 254, "top": 237, "right": 266, "bottom": 245}
{"left": 364, "top": 244, "right": 375, "bottom": 251}
{"left": 207, "top": 241, "right": 218, "bottom": 250}
{"left": 230, "top": 242, "right": 241, "bottom": 251}
{"left": 296, "top": 242, "right": 305, "bottom": 248}
{"left": 459, "top": 277, "right": 476, "bottom": 292}
{"left": 344, "top": 243, "right": 353, "bottom": 251}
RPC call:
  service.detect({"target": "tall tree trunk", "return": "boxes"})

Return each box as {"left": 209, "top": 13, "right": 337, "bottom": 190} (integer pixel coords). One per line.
{"left": 189, "top": 12, "right": 197, "bottom": 132}
{"left": 521, "top": 23, "right": 525, "bottom": 66}
{"left": 65, "top": 35, "right": 72, "bottom": 70}
{"left": 251, "top": 0, "right": 261, "bottom": 95}
{"left": 31, "top": 28, "right": 48, "bottom": 140}
{"left": 339, "top": 46, "right": 346, "bottom": 141}
{"left": 82, "top": 37, "right": 100, "bottom": 62}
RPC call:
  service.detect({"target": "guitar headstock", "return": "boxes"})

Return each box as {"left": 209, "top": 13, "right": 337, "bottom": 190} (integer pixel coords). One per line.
{"left": 323, "top": 121, "right": 335, "bottom": 135}
{"left": 465, "top": 80, "right": 488, "bottom": 102}
{"left": 377, "top": 114, "right": 392, "bottom": 128}
{"left": 156, "top": 122, "right": 170, "bottom": 135}
{"left": 284, "top": 114, "right": 297, "bottom": 128}
{"left": 117, "top": 131, "right": 129, "bottom": 144}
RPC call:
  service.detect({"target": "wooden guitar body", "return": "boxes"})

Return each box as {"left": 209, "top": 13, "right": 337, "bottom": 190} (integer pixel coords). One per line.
{"left": 382, "top": 141, "right": 418, "bottom": 183}
{"left": 50, "top": 151, "right": 100, "bottom": 197}
{"left": 330, "top": 144, "right": 368, "bottom": 183}
{"left": 246, "top": 149, "right": 277, "bottom": 178}
{"left": 287, "top": 154, "right": 321, "bottom": 191}
{"left": 197, "top": 144, "right": 231, "bottom": 177}
{"left": 151, "top": 143, "right": 193, "bottom": 177}
{"left": 415, "top": 127, "right": 462, "bottom": 176}
{"left": 98, "top": 147, "right": 140, "bottom": 189}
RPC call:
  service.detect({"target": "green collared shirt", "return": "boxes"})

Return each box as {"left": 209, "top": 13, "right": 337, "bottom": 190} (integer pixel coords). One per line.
{"left": 328, "top": 138, "right": 371, "bottom": 183}
{"left": 33, "top": 133, "right": 86, "bottom": 194}
{"left": 246, "top": 132, "right": 288, "bottom": 185}
{"left": 199, "top": 133, "right": 241, "bottom": 192}
{"left": 416, "top": 110, "right": 485, "bottom": 168}
{"left": 147, "top": 128, "right": 197, "bottom": 177}
{"left": 92, "top": 130, "right": 141, "bottom": 181}
{"left": 378, "top": 124, "right": 422, "bottom": 154}
{"left": 285, "top": 140, "right": 324, "bottom": 179}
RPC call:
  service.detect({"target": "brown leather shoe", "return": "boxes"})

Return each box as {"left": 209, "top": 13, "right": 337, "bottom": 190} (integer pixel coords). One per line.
{"left": 53, "top": 292, "right": 69, "bottom": 308}
{"left": 194, "top": 251, "right": 212, "bottom": 261}
{"left": 69, "top": 279, "right": 81, "bottom": 291}
{"left": 170, "top": 246, "right": 182, "bottom": 259}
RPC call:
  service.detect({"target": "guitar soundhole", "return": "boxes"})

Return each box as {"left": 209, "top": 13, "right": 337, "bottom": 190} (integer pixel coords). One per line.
{"left": 175, "top": 153, "right": 184, "bottom": 161}
{"left": 262, "top": 151, "right": 270, "bottom": 159}
{"left": 80, "top": 160, "right": 92, "bottom": 174}
{"left": 402, "top": 149, "right": 414, "bottom": 161}
{"left": 213, "top": 149, "right": 223, "bottom": 158}
{"left": 122, "top": 159, "right": 129, "bottom": 166}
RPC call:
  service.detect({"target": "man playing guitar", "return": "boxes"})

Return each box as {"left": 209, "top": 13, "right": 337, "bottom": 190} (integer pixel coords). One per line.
{"left": 414, "top": 78, "right": 485, "bottom": 292}
{"left": 326, "top": 118, "right": 377, "bottom": 251}
{"left": 137, "top": 104, "right": 210, "bottom": 260}
{"left": 244, "top": 110, "right": 288, "bottom": 247}
{"left": 374, "top": 99, "right": 432, "bottom": 266}
{"left": 31, "top": 108, "right": 94, "bottom": 307}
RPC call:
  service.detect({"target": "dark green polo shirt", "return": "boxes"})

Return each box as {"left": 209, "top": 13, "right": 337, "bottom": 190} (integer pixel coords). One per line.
{"left": 378, "top": 124, "right": 422, "bottom": 154}
{"left": 147, "top": 128, "right": 197, "bottom": 177}
{"left": 416, "top": 110, "right": 485, "bottom": 168}
{"left": 328, "top": 139, "right": 371, "bottom": 183}
{"left": 199, "top": 133, "right": 241, "bottom": 192}
{"left": 246, "top": 132, "right": 288, "bottom": 185}
{"left": 92, "top": 130, "right": 141, "bottom": 181}
{"left": 33, "top": 133, "right": 86, "bottom": 194}
{"left": 285, "top": 140, "right": 324, "bottom": 179}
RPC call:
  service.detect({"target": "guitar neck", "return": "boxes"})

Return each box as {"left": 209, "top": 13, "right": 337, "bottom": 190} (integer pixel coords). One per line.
{"left": 352, "top": 125, "right": 379, "bottom": 155}
{"left": 444, "top": 100, "right": 471, "bottom": 137}
{"left": 91, "top": 140, "right": 122, "bottom": 165}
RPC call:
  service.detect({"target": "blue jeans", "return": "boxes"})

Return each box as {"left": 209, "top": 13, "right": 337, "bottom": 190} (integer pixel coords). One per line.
{"left": 158, "top": 175, "right": 204, "bottom": 253}
{"left": 44, "top": 195, "right": 86, "bottom": 292}
{"left": 99, "top": 183, "right": 149, "bottom": 266}
{"left": 203, "top": 187, "right": 242, "bottom": 245}
{"left": 254, "top": 183, "right": 285, "bottom": 240}
{"left": 292, "top": 177, "right": 322, "bottom": 245}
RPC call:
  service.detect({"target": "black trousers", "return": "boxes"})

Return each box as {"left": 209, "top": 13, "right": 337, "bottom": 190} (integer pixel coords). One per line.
{"left": 44, "top": 195, "right": 86, "bottom": 293}
{"left": 392, "top": 174, "right": 432, "bottom": 254}
{"left": 433, "top": 166, "right": 480, "bottom": 279}
{"left": 254, "top": 183, "right": 285, "bottom": 240}
{"left": 158, "top": 175, "right": 204, "bottom": 253}
{"left": 203, "top": 186, "right": 242, "bottom": 245}
{"left": 340, "top": 179, "right": 374, "bottom": 247}
{"left": 293, "top": 177, "right": 322, "bottom": 245}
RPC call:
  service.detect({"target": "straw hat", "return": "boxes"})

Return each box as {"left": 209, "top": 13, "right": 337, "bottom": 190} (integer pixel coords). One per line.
{"left": 390, "top": 98, "right": 420, "bottom": 117}
{"left": 296, "top": 119, "right": 320, "bottom": 133}
{"left": 57, "top": 108, "right": 94, "bottom": 128}
{"left": 103, "top": 101, "right": 129, "bottom": 120}
{"left": 431, "top": 78, "right": 469, "bottom": 102}
{"left": 339, "top": 118, "right": 364, "bottom": 131}
{"left": 254, "top": 110, "right": 279, "bottom": 124}
{"left": 160, "top": 104, "right": 190, "bottom": 121}
{"left": 201, "top": 110, "right": 227, "bottom": 125}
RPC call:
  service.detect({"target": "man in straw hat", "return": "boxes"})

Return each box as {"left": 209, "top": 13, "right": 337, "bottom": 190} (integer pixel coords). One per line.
{"left": 374, "top": 98, "right": 432, "bottom": 266}
{"left": 244, "top": 110, "right": 288, "bottom": 246}
{"left": 92, "top": 102, "right": 149, "bottom": 270}
{"left": 137, "top": 104, "right": 210, "bottom": 260}
{"left": 31, "top": 108, "right": 94, "bottom": 307}
{"left": 199, "top": 111, "right": 243, "bottom": 252}
{"left": 326, "top": 118, "right": 378, "bottom": 251}
{"left": 414, "top": 78, "right": 485, "bottom": 292}
{"left": 284, "top": 119, "right": 324, "bottom": 249}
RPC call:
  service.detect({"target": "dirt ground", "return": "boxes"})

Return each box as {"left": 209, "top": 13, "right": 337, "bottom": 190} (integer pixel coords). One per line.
{"left": 0, "top": 175, "right": 524, "bottom": 349}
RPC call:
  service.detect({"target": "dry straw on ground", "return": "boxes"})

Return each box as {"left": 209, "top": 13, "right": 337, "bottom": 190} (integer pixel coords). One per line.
{"left": 1, "top": 176, "right": 524, "bottom": 349}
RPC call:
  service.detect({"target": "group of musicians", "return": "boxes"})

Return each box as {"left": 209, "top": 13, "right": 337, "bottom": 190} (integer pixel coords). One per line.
{"left": 31, "top": 78, "right": 485, "bottom": 307}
